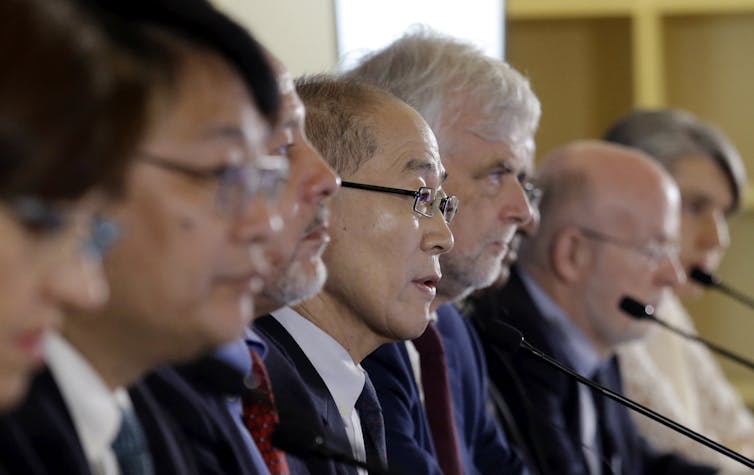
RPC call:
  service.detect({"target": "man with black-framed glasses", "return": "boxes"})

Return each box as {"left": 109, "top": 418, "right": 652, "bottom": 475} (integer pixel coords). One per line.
{"left": 471, "top": 140, "right": 716, "bottom": 475}
{"left": 254, "top": 75, "right": 454, "bottom": 475}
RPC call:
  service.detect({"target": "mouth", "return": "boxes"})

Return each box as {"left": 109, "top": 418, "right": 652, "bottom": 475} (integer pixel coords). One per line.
{"left": 14, "top": 329, "right": 46, "bottom": 363}
{"left": 412, "top": 273, "right": 441, "bottom": 297}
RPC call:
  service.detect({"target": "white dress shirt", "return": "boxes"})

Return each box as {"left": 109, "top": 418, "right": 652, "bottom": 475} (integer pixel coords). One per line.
{"left": 272, "top": 307, "right": 368, "bottom": 474}
{"left": 46, "top": 332, "right": 129, "bottom": 475}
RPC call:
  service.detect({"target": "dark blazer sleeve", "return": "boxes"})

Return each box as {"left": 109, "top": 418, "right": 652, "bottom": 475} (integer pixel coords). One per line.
{"left": 437, "top": 304, "right": 529, "bottom": 475}
{"left": 361, "top": 342, "right": 444, "bottom": 475}
{"left": 0, "top": 369, "right": 91, "bottom": 475}
{"left": 470, "top": 267, "right": 717, "bottom": 475}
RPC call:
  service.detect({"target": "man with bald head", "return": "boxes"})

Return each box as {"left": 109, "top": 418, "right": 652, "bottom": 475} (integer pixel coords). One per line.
{"left": 471, "top": 141, "right": 717, "bottom": 474}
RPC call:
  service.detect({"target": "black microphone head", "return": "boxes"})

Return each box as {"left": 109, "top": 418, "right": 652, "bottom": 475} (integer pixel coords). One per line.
{"left": 690, "top": 266, "right": 719, "bottom": 287}
{"left": 485, "top": 319, "right": 525, "bottom": 354}
{"left": 271, "top": 416, "right": 327, "bottom": 457}
{"left": 619, "top": 296, "right": 654, "bottom": 320}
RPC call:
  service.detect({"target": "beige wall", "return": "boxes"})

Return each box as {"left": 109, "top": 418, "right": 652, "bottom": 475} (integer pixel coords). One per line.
{"left": 211, "top": 0, "right": 338, "bottom": 75}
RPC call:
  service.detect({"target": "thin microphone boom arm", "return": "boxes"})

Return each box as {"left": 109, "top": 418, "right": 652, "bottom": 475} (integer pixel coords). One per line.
{"left": 690, "top": 267, "right": 754, "bottom": 310}
{"left": 486, "top": 319, "right": 754, "bottom": 470}
{"left": 620, "top": 296, "right": 754, "bottom": 373}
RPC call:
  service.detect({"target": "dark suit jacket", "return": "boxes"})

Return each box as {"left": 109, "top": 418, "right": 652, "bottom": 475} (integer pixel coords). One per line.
{"left": 361, "top": 305, "right": 528, "bottom": 475}
{"left": 256, "top": 314, "right": 388, "bottom": 475}
{"left": 470, "top": 266, "right": 717, "bottom": 475}
{"left": 143, "top": 356, "right": 266, "bottom": 475}
{"left": 0, "top": 367, "right": 196, "bottom": 475}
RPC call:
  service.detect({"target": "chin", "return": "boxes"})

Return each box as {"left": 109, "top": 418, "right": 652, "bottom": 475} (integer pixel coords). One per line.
{"left": 0, "top": 374, "right": 28, "bottom": 411}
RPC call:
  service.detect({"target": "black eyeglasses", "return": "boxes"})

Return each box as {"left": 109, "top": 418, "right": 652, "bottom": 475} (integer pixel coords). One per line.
{"left": 341, "top": 181, "right": 459, "bottom": 223}
{"left": 7, "top": 196, "right": 121, "bottom": 260}
{"left": 578, "top": 226, "right": 679, "bottom": 268}
{"left": 141, "top": 151, "right": 289, "bottom": 217}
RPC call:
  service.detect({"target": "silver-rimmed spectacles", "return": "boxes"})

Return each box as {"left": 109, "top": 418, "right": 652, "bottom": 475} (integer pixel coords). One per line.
{"left": 578, "top": 226, "right": 680, "bottom": 267}
{"left": 141, "top": 152, "right": 289, "bottom": 217}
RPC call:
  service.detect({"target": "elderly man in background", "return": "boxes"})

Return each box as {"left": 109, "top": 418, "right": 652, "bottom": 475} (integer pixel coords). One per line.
{"left": 471, "top": 140, "right": 718, "bottom": 475}
{"left": 349, "top": 29, "right": 539, "bottom": 475}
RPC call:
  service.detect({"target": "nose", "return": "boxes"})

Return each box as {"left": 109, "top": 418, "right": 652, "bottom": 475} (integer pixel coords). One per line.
{"left": 299, "top": 139, "right": 339, "bottom": 205}
{"left": 500, "top": 180, "right": 533, "bottom": 226}
{"left": 701, "top": 209, "right": 730, "bottom": 251}
{"left": 421, "top": 211, "right": 454, "bottom": 255}
{"left": 655, "top": 251, "right": 686, "bottom": 288}
{"left": 44, "top": 248, "right": 110, "bottom": 312}
{"left": 231, "top": 192, "right": 281, "bottom": 245}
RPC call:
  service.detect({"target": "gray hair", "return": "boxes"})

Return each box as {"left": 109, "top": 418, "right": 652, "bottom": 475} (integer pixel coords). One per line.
{"left": 346, "top": 27, "right": 540, "bottom": 148}
{"left": 603, "top": 108, "right": 747, "bottom": 212}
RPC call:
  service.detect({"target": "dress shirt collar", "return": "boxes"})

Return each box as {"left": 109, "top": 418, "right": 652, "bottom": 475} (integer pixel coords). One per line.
{"left": 271, "top": 306, "right": 366, "bottom": 419}
{"left": 213, "top": 327, "right": 268, "bottom": 376}
{"left": 45, "top": 332, "right": 128, "bottom": 469}
{"left": 518, "top": 268, "right": 602, "bottom": 377}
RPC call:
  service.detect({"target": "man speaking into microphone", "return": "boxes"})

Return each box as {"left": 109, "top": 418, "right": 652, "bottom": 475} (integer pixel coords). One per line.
{"left": 471, "top": 140, "right": 718, "bottom": 474}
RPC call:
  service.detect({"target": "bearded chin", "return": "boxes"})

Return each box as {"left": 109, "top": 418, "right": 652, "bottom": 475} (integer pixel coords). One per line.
{"left": 438, "top": 252, "right": 502, "bottom": 302}
{"left": 264, "top": 258, "right": 328, "bottom": 307}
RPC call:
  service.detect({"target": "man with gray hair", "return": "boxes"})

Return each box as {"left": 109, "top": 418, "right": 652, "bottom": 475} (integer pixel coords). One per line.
{"left": 350, "top": 29, "right": 540, "bottom": 474}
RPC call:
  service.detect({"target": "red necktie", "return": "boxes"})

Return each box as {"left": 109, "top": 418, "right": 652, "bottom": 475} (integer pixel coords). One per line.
{"left": 412, "top": 323, "right": 464, "bottom": 475}
{"left": 242, "top": 350, "right": 290, "bottom": 475}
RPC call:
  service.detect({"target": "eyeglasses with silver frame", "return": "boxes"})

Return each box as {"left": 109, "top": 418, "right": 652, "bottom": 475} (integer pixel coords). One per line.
{"left": 140, "top": 151, "right": 290, "bottom": 217}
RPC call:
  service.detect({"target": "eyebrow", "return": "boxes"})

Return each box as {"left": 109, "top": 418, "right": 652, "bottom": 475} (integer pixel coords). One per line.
{"left": 200, "top": 124, "right": 247, "bottom": 142}
{"left": 403, "top": 157, "right": 443, "bottom": 181}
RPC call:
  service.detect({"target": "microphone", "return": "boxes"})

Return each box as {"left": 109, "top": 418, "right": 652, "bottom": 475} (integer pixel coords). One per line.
{"left": 484, "top": 318, "right": 754, "bottom": 470}
{"left": 271, "top": 409, "right": 398, "bottom": 475}
{"left": 620, "top": 296, "right": 754, "bottom": 372}
{"left": 690, "top": 266, "right": 754, "bottom": 310}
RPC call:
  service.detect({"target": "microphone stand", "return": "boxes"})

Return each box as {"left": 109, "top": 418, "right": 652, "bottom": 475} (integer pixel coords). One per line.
{"left": 620, "top": 296, "right": 754, "bottom": 373}
{"left": 486, "top": 319, "right": 754, "bottom": 470}
{"left": 690, "top": 267, "right": 754, "bottom": 310}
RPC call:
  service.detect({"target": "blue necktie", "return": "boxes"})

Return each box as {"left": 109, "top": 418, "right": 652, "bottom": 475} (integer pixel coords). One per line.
{"left": 111, "top": 407, "right": 155, "bottom": 475}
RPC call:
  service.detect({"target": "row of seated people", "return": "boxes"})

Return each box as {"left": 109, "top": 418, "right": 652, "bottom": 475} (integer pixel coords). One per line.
{"left": 0, "top": 0, "right": 751, "bottom": 474}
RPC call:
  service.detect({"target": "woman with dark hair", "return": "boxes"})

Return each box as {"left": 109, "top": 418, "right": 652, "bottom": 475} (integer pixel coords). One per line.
{"left": 605, "top": 108, "right": 754, "bottom": 471}
{"left": 0, "top": 0, "right": 156, "bottom": 410}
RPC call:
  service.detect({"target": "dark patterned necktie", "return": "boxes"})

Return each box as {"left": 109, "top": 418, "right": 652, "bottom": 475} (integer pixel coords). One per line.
{"left": 111, "top": 407, "right": 155, "bottom": 475}
{"left": 356, "top": 377, "right": 387, "bottom": 467}
{"left": 242, "top": 349, "right": 290, "bottom": 475}
{"left": 412, "top": 322, "right": 464, "bottom": 475}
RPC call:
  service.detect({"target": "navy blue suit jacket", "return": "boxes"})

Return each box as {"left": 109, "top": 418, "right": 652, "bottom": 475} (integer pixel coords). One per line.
{"left": 143, "top": 356, "right": 265, "bottom": 475}
{"left": 362, "top": 304, "right": 528, "bottom": 475}
{"left": 0, "top": 367, "right": 197, "bottom": 474}
{"left": 470, "top": 266, "right": 717, "bottom": 475}
{"left": 256, "top": 314, "right": 381, "bottom": 475}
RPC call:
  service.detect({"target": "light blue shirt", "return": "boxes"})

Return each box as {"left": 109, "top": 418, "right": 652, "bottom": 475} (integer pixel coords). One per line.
{"left": 214, "top": 327, "right": 271, "bottom": 475}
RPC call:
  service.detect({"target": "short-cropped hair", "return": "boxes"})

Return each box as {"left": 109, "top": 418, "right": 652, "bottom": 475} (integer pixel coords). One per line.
{"left": 296, "top": 75, "right": 397, "bottom": 177}
{"left": 78, "top": 0, "right": 280, "bottom": 124}
{"left": 603, "top": 108, "right": 746, "bottom": 212}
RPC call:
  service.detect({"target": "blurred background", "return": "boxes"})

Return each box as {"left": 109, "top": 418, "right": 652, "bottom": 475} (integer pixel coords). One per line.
{"left": 212, "top": 0, "right": 754, "bottom": 406}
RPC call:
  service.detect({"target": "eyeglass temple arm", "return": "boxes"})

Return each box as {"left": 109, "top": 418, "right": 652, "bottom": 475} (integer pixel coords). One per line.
{"left": 340, "top": 181, "right": 418, "bottom": 198}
